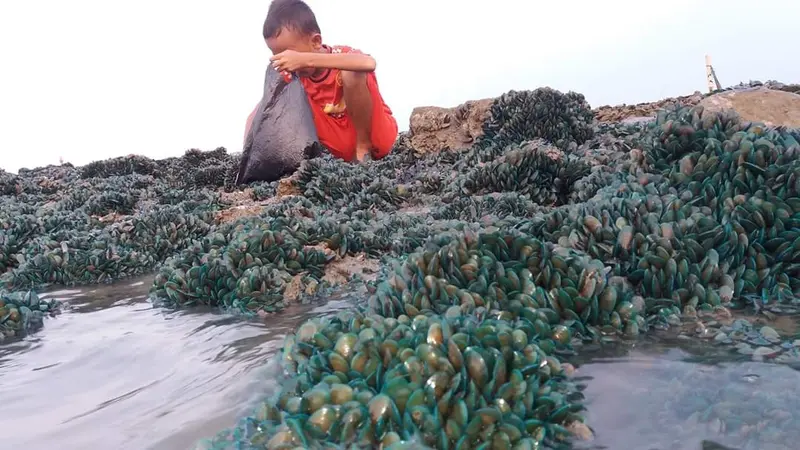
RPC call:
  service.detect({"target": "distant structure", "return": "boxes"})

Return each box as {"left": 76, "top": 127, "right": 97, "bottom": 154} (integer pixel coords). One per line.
{"left": 705, "top": 55, "right": 722, "bottom": 92}
{"left": 59, "top": 156, "right": 64, "bottom": 165}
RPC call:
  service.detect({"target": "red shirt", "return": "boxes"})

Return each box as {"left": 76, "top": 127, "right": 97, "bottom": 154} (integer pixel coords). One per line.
{"left": 299, "top": 45, "right": 397, "bottom": 161}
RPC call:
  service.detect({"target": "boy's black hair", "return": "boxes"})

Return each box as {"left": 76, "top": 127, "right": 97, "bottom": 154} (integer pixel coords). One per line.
{"left": 263, "top": 0, "right": 321, "bottom": 39}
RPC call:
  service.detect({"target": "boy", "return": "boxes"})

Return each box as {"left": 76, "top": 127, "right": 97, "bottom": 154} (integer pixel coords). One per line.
{"left": 244, "top": 0, "right": 398, "bottom": 162}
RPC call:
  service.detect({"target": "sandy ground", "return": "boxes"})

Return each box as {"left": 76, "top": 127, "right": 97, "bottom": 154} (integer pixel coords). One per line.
{"left": 216, "top": 188, "right": 263, "bottom": 223}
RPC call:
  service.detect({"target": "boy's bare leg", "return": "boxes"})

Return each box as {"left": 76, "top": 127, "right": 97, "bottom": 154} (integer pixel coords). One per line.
{"left": 341, "top": 71, "right": 373, "bottom": 161}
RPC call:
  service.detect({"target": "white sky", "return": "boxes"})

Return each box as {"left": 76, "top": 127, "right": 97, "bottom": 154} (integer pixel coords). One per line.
{"left": 1, "top": 0, "right": 798, "bottom": 173}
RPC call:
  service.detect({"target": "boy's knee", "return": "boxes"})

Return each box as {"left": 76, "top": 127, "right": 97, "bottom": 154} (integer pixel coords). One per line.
{"left": 341, "top": 71, "right": 367, "bottom": 89}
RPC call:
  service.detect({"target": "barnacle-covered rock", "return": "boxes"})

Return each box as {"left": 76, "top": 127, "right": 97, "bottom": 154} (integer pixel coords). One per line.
{"left": 0, "top": 147, "right": 242, "bottom": 338}
{"left": 480, "top": 88, "right": 595, "bottom": 152}
{"left": 0, "top": 290, "right": 60, "bottom": 341}
{"left": 206, "top": 310, "right": 586, "bottom": 449}
{"left": 406, "top": 87, "right": 594, "bottom": 158}
{"left": 459, "top": 140, "right": 591, "bottom": 207}
{"left": 4, "top": 79, "right": 800, "bottom": 450}
{"left": 368, "top": 229, "right": 645, "bottom": 341}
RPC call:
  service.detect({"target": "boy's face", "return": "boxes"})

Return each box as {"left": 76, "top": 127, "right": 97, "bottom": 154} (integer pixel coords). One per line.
{"left": 266, "top": 27, "right": 322, "bottom": 77}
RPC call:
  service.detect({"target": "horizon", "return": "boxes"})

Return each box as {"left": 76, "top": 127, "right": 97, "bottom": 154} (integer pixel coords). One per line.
{"left": 2, "top": 0, "right": 799, "bottom": 173}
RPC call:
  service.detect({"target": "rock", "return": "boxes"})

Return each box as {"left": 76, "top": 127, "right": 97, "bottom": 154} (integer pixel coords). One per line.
{"left": 735, "top": 343, "right": 754, "bottom": 355}
{"left": 407, "top": 98, "right": 493, "bottom": 153}
{"left": 707, "top": 417, "right": 725, "bottom": 434}
{"left": 719, "top": 286, "right": 733, "bottom": 303}
{"left": 752, "top": 346, "right": 780, "bottom": 361}
{"left": 566, "top": 421, "right": 593, "bottom": 441}
{"left": 713, "top": 332, "right": 730, "bottom": 343}
{"left": 276, "top": 176, "right": 301, "bottom": 197}
{"left": 620, "top": 116, "right": 655, "bottom": 125}
{"left": 407, "top": 85, "right": 800, "bottom": 155}
{"left": 305, "top": 279, "right": 319, "bottom": 296}
{"left": 759, "top": 326, "right": 780, "bottom": 343}
{"left": 666, "top": 314, "right": 681, "bottom": 326}
{"left": 698, "top": 88, "right": 800, "bottom": 128}
{"left": 282, "top": 274, "right": 307, "bottom": 303}
{"left": 762, "top": 81, "right": 800, "bottom": 94}
{"left": 701, "top": 440, "right": 741, "bottom": 450}
{"left": 593, "top": 92, "right": 704, "bottom": 123}
{"left": 631, "top": 295, "right": 645, "bottom": 314}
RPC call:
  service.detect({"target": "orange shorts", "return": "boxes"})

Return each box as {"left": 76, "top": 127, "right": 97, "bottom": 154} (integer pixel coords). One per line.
{"left": 309, "top": 73, "right": 398, "bottom": 161}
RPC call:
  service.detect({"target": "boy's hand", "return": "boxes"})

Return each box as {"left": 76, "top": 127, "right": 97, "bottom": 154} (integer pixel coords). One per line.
{"left": 270, "top": 50, "right": 311, "bottom": 73}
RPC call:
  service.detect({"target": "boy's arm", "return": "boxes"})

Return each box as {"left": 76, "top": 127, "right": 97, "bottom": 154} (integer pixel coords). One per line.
{"left": 306, "top": 51, "right": 376, "bottom": 72}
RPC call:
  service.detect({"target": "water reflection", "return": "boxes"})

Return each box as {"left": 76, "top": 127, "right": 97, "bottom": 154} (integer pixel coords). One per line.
{"left": 3, "top": 276, "right": 799, "bottom": 450}
{"left": 0, "top": 275, "right": 347, "bottom": 450}
{"left": 574, "top": 340, "right": 800, "bottom": 450}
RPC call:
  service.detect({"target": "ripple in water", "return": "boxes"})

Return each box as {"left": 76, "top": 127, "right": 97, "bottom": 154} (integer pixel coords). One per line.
{"left": 574, "top": 340, "right": 800, "bottom": 450}
{"left": 0, "top": 275, "right": 352, "bottom": 450}
{"left": 4, "top": 276, "right": 800, "bottom": 450}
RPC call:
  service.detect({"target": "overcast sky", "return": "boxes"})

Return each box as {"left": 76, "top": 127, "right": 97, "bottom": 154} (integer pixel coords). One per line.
{"left": 1, "top": 0, "right": 798, "bottom": 173}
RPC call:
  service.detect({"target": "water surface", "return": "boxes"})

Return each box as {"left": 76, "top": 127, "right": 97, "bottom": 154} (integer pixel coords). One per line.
{"left": 3, "top": 278, "right": 799, "bottom": 450}
{"left": 575, "top": 338, "right": 800, "bottom": 450}
{"left": 0, "top": 276, "right": 350, "bottom": 450}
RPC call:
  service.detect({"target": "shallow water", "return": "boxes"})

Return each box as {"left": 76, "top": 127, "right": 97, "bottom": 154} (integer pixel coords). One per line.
{"left": 3, "top": 278, "right": 799, "bottom": 450}
{"left": 0, "top": 276, "right": 353, "bottom": 450}
{"left": 575, "top": 338, "right": 800, "bottom": 450}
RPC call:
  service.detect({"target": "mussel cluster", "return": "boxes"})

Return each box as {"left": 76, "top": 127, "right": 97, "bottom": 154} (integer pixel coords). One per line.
{"left": 459, "top": 141, "right": 592, "bottom": 207}
{"left": 480, "top": 88, "right": 595, "bottom": 152}
{"left": 0, "top": 290, "right": 59, "bottom": 342}
{"left": 150, "top": 219, "right": 333, "bottom": 313}
{"left": 0, "top": 148, "right": 241, "bottom": 337}
{"left": 2, "top": 84, "right": 800, "bottom": 448}
{"left": 211, "top": 309, "right": 584, "bottom": 450}
{"left": 201, "top": 91, "right": 800, "bottom": 448}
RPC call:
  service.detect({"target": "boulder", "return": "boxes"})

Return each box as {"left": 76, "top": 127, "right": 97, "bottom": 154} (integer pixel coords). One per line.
{"left": 404, "top": 85, "right": 800, "bottom": 156}
{"left": 699, "top": 87, "right": 800, "bottom": 128}
{"left": 407, "top": 98, "right": 493, "bottom": 154}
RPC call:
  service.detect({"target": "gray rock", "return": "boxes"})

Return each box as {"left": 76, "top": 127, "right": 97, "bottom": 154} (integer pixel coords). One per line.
{"left": 759, "top": 326, "right": 780, "bottom": 343}
{"left": 736, "top": 343, "right": 754, "bottom": 355}
{"left": 752, "top": 346, "right": 780, "bottom": 361}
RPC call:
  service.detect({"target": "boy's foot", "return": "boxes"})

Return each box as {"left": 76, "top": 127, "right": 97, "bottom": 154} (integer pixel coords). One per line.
{"left": 355, "top": 144, "right": 372, "bottom": 162}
